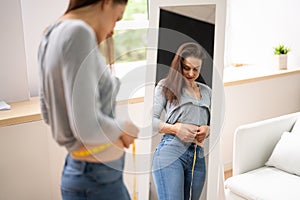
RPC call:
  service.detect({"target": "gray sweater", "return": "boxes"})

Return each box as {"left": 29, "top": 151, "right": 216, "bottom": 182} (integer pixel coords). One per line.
{"left": 153, "top": 79, "right": 211, "bottom": 132}
{"left": 38, "top": 20, "right": 123, "bottom": 152}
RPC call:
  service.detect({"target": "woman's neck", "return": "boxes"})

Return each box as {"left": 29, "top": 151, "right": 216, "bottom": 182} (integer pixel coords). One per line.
{"left": 186, "top": 81, "right": 198, "bottom": 89}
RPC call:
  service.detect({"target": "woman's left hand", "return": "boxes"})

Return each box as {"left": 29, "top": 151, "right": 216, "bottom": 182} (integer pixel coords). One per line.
{"left": 195, "top": 125, "right": 210, "bottom": 144}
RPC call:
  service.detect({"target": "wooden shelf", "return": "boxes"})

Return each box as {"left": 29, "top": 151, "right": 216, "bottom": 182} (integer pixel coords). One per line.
{"left": 0, "top": 96, "right": 145, "bottom": 127}
{"left": 0, "top": 97, "right": 41, "bottom": 127}
{"left": 224, "top": 66, "right": 300, "bottom": 86}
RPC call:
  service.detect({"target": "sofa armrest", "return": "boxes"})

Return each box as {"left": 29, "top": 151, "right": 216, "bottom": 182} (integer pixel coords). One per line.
{"left": 233, "top": 112, "right": 300, "bottom": 176}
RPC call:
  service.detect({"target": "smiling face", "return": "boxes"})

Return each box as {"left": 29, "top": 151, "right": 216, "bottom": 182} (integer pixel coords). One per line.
{"left": 182, "top": 56, "right": 202, "bottom": 84}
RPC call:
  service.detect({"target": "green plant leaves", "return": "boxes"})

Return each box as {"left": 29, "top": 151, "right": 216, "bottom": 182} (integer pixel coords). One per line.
{"left": 273, "top": 44, "right": 291, "bottom": 55}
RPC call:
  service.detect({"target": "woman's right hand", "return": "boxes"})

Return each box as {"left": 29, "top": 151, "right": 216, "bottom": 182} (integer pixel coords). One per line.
{"left": 120, "top": 120, "right": 139, "bottom": 148}
{"left": 71, "top": 121, "right": 139, "bottom": 162}
{"left": 173, "top": 122, "right": 198, "bottom": 143}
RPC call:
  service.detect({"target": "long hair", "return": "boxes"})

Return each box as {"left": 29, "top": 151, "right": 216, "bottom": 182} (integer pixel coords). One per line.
{"left": 162, "top": 42, "right": 206, "bottom": 104}
{"left": 65, "top": 0, "right": 128, "bottom": 14}
{"left": 64, "top": 0, "right": 127, "bottom": 71}
{"left": 99, "top": 36, "right": 115, "bottom": 72}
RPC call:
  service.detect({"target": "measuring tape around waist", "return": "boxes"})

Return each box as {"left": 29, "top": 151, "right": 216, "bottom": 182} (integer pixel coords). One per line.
{"left": 71, "top": 143, "right": 111, "bottom": 157}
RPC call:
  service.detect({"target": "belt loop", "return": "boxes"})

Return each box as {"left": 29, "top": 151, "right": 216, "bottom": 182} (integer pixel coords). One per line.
{"left": 80, "top": 161, "right": 87, "bottom": 173}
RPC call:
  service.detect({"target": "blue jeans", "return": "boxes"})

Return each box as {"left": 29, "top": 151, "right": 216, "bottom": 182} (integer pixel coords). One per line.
{"left": 61, "top": 154, "right": 130, "bottom": 200}
{"left": 152, "top": 135, "right": 206, "bottom": 200}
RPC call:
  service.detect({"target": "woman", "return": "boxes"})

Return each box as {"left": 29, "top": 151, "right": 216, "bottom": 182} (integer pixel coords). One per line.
{"left": 152, "top": 42, "right": 211, "bottom": 200}
{"left": 38, "top": 0, "right": 139, "bottom": 199}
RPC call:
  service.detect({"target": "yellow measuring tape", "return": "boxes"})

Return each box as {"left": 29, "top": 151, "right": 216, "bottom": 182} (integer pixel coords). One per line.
{"left": 191, "top": 145, "right": 197, "bottom": 177}
{"left": 189, "top": 145, "right": 197, "bottom": 200}
{"left": 71, "top": 143, "right": 111, "bottom": 157}
{"left": 132, "top": 141, "right": 137, "bottom": 200}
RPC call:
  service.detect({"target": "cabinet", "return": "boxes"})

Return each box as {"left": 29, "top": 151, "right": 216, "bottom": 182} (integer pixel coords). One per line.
{"left": 0, "top": 120, "right": 67, "bottom": 200}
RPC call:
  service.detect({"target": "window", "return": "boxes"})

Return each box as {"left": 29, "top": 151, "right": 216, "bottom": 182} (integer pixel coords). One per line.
{"left": 111, "top": 0, "right": 149, "bottom": 100}
{"left": 114, "top": 0, "right": 148, "bottom": 64}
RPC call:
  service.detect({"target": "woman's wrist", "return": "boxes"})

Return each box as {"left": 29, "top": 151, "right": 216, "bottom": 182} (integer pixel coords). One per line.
{"left": 171, "top": 123, "right": 179, "bottom": 135}
{"left": 206, "top": 126, "right": 210, "bottom": 138}
{"left": 158, "top": 122, "right": 178, "bottom": 135}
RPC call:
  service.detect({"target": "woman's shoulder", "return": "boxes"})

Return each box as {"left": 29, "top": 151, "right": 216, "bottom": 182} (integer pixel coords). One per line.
{"left": 155, "top": 79, "right": 167, "bottom": 90}
{"left": 157, "top": 78, "right": 166, "bottom": 86}
{"left": 50, "top": 20, "right": 97, "bottom": 55}
{"left": 197, "top": 82, "right": 211, "bottom": 92}
{"left": 57, "top": 20, "right": 94, "bottom": 38}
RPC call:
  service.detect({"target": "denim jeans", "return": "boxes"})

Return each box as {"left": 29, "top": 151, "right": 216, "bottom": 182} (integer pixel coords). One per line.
{"left": 152, "top": 135, "right": 206, "bottom": 200}
{"left": 61, "top": 154, "right": 130, "bottom": 200}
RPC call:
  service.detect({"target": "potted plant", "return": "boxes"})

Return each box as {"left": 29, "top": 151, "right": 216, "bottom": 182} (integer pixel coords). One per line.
{"left": 273, "top": 44, "right": 290, "bottom": 70}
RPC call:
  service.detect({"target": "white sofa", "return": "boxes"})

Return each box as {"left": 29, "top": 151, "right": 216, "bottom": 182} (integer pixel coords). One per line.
{"left": 225, "top": 112, "right": 300, "bottom": 200}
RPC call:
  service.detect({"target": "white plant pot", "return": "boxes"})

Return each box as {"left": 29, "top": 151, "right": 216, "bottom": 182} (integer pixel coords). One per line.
{"left": 276, "top": 54, "right": 288, "bottom": 70}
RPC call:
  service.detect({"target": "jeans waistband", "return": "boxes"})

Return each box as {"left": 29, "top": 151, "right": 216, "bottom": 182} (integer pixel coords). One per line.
{"left": 162, "top": 134, "right": 202, "bottom": 149}
{"left": 162, "top": 134, "right": 175, "bottom": 140}
{"left": 65, "top": 153, "right": 126, "bottom": 172}
{"left": 66, "top": 154, "right": 87, "bottom": 173}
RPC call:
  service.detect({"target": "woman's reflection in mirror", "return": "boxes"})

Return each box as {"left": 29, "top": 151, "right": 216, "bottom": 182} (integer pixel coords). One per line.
{"left": 152, "top": 42, "right": 211, "bottom": 200}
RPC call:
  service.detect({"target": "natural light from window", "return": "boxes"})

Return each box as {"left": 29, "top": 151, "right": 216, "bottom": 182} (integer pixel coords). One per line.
{"left": 113, "top": 0, "right": 148, "bottom": 100}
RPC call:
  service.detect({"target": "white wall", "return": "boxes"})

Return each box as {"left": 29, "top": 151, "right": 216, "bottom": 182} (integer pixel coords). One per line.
{"left": 221, "top": 73, "right": 300, "bottom": 169}
{"left": 0, "top": 0, "right": 68, "bottom": 102}
{"left": 225, "top": 0, "right": 300, "bottom": 68}
{"left": 21, "top": 0, "right": 68, "bottom": 97}
{"left": 0, "top": 1, "right": 29, "bottom": 102}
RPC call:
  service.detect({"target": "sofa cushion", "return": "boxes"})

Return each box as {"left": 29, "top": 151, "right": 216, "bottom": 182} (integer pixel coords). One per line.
{"left": 225, "top": 189, "right": 246, "bottom": 200}
{"left": 292, "top": 117, "right": 300, "bottom": 134}
{"left": 265, "top": 132, "right": 300, "bottom": 176}
{"left": 225, "top": 167, "right": 300, "bottom": 200}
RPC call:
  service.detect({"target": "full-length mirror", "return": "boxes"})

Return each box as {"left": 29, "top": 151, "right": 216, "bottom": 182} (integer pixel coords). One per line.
{"left": 145, "top": 0, "right": 226, "bottom": 199}
{"left": 152, "top": 6, "right": 215, "bottom": 200}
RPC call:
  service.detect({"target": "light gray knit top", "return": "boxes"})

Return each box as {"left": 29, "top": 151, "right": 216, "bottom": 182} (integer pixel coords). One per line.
{"left": 38, "top": 20, "right": 123, "bottom": 152}
{"left": 153, "top": 79, "right": 211, "bottom": 132}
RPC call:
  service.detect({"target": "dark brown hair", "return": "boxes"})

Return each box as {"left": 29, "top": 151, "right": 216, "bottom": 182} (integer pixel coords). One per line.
{"left": 65, "top": 0, "right": 128, "bottom": 14}
{"left": 64, "top": 0, "right": 127, "bottom": 70}
{"left": 99, "top": 36, "right": 115, "bottom": 71}
{"left": 162, "top": 42, "right": 206, "bottom": 104}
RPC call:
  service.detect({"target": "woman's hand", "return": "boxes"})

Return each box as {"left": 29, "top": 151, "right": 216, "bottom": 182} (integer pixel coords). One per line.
{"left": 194, "top": 125, "right": 210, "bottom": 145}
{"left": 120, "top": 120, "right": 139, "bottom": 148}
{"left": 173, "top": 122, "right": 198, "bottom": 143}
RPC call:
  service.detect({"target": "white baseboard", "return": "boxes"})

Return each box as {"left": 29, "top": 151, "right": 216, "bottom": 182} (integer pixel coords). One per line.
{"left": 223, "top": 162, "right": 232, "bottom": 172}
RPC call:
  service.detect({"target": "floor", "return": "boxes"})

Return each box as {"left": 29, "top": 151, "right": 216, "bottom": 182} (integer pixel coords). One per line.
{"left": 224, "top": 169, "right": 232, "bottom": 180}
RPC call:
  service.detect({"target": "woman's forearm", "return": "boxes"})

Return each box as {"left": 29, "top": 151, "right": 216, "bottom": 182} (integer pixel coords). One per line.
{"left": 158, "top": 122, "right": 200, "bottom": 143}
{"left": 158, "top": 121, "right": 178, "bottom": 135}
